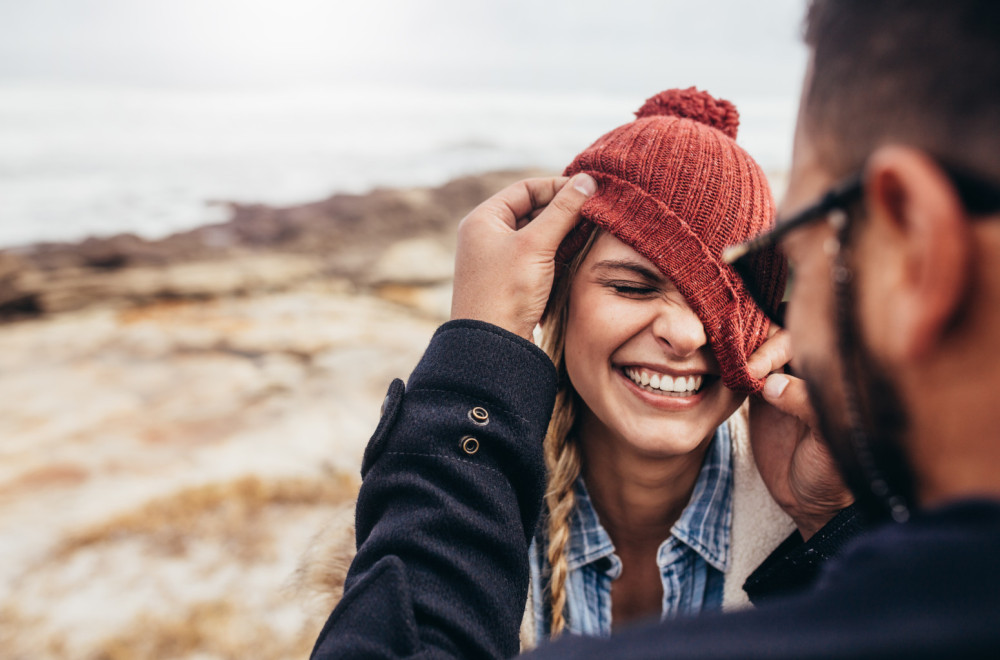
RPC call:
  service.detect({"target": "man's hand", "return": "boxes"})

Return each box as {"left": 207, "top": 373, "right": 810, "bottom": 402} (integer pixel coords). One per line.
{"left": 746, "top": 330, "right": 854, "bottom": 540}
{"left": 451, "top": 174, "right": 597, "bottom": 340}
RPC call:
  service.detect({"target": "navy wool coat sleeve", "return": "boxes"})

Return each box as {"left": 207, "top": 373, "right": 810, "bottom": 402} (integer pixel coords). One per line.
{"left": 310, "top": 320, "right": 558, "bottom": 659}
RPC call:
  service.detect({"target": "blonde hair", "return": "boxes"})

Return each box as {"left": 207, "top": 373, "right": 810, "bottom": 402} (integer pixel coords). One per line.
{"left": 538, "top": 228, "right": 600, "bottom": 638}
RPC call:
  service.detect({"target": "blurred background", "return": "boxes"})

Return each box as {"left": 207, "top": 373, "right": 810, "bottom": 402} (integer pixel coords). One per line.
{"left": 0, "top": 1, "right": 808, "bottom": 657}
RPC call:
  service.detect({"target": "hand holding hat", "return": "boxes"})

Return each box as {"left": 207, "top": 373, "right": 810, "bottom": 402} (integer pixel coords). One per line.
{"left": 451, "top": 174, "right": 597, "bottom": 341}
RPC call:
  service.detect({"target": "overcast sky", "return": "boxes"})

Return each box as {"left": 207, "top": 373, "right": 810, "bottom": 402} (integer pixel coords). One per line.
{"left": 0, "top": 0, "right": 809, "bottom": 98}
{"left": 0, "top": 1, "right": 813, "bottom": 246}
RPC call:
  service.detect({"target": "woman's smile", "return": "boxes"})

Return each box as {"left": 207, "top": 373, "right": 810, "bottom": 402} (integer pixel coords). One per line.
{"left": 620, "top": 366, "right": 708, "bottom": 395}
{"left": 613, "top": 364, "right": 717, "bottom": 412}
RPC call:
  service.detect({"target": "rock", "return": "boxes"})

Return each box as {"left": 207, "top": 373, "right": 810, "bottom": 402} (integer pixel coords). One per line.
{"left": 372, "top": 282, "right": 453, "bottom": 320}
{"left": 0, "top": 253, "right": 39, "bottom": 316}
{"left": 366, "top": 237, "right": 455, "bottom": 286}
{"left": 10, "top": 255, "right": 323, "bottom": 316}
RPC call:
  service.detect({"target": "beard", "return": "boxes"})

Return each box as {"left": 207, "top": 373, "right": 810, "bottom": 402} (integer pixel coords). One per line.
{"left": 798, "top": 282, "right": 918, "bottom": 523}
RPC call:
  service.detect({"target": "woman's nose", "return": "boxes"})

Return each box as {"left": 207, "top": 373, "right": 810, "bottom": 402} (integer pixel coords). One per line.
{"left": 652, "top": 302, "right": 707, "bottom": 358}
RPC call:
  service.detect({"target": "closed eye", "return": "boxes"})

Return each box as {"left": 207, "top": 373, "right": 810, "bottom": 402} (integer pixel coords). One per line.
{"left": 591, "top": 259, "right": 675, "bottom": 298}
{"left": 602, "top": 280, "right": 660, "bottom": 298}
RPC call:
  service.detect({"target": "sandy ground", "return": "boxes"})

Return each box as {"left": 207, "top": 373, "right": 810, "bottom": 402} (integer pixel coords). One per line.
{"left": 0, "top": 169, "right": 537, "bottom": 659}
{"left": 0, "top": 282, "right": 443, "bottom": 659}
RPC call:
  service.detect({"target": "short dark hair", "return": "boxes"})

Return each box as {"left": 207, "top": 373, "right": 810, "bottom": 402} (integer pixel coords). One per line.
{"left": 803, "top": 0, "right": 1000, "bottom": 180}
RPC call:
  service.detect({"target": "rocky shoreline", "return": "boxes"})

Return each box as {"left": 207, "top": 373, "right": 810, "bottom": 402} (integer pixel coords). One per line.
{"left": 0, "top": 168, "right": 544, "bottom": 320}
{"left": 0, "top": 169, "right": 544, "bottom": 659}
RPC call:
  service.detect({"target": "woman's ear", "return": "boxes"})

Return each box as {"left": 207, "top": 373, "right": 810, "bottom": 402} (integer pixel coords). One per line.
{"left": 858, "top": 146, "right": 973, "bottom": 363}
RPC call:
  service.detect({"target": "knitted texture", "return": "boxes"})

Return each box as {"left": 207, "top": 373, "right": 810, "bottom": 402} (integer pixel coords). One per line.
{"left": 557, "top": 87, "right": 786, "bottom": 393}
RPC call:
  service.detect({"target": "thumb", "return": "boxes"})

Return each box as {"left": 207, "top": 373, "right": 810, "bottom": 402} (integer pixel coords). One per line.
{"left": 521, "top": 173, "right": 597, "bottom": 249}
{"left": 761, "top": 374, "right": 819, "bottom": 429}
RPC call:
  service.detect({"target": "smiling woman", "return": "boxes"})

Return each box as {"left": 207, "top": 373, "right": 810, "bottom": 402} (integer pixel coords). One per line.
{"left": 527, "top": 88, "right": 794, "bottom": 642}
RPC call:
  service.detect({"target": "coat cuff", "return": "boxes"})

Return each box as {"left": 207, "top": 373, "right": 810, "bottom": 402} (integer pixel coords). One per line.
{"left": 743, "top": 504, "right": 868, "bottom": 604}
{"left": 408, "top": 319, "right": 558, "bottom": 432}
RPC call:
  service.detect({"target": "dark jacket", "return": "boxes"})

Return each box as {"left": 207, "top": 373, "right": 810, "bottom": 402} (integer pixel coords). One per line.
{"left": 310, "top": 320, "right": 1000, "bottom": 659}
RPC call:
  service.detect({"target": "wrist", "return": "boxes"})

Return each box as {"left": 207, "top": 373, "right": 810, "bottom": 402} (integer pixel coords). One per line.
{"left": 448, "top": 315, "right": 533, "bottom": 342}
{"left": 791, "top": 512, "right": 835, "bottom": 542}
{"left": 790, "top": 497, "right": 855, "bottom": 541}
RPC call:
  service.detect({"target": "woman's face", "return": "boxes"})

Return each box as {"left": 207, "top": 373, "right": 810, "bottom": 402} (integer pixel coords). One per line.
{"left": 564, "top": 232, "right": 743, "bottom": 458}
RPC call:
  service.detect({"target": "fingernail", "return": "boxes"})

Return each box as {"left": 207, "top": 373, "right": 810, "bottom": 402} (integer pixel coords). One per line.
{"left": 763, "top": 374, "right": 789, "bottom": 398}
{"left": 572, "top": 173, "right": 597, "bottom": 196}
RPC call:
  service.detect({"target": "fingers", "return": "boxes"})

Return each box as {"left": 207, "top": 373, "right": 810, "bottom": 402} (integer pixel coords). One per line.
{"left": 747, "top": 328, "right": 793, "bottom": 380}
{"left": 450, "top": 173, "right": 596, "bottom": 340}
{"left": 520, "top": 173, "right": 596, "bottom": 247}
{"left": 761, "top": 373, "right": 820, "bottom": 429}
{"left": 475, "top": 176, "right": 570, "bottom": 230}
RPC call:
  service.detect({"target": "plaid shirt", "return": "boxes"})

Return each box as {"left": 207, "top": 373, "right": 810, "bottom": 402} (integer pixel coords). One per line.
{"left": 529, "top": 422, "right": 733, "bottom": 639}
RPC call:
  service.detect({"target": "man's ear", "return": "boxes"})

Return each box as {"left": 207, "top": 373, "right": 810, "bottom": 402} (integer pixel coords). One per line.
{"left": 860, "top": 146, "right": 972, "bottom": 362}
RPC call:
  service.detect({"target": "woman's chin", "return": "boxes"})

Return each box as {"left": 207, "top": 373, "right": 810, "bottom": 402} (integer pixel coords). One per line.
{"left": 615, "top": 423, "right": 717, "bottom": 459}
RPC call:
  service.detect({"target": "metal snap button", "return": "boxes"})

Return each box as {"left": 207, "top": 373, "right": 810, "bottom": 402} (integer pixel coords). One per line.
{"left": 461, "top": 436, "right": 480, "bottom": 455}
{"left": 468, "top": 406, "right": 489, "bottom": 425}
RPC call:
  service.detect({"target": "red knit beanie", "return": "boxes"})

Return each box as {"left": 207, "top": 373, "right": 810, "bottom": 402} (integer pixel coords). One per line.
{"left": 557, "top": 87, "right": 786, "bottom": 394}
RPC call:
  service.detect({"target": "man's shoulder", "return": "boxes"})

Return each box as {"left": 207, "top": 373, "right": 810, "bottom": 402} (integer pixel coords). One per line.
{"left": 827, "top": 498, "right": 1000, "bottom": 573}
{"left": 823, "top": 499, "right": 1000, "bottom": 584}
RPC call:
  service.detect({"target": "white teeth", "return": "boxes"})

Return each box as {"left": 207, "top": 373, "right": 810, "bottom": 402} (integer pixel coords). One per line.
{"left": 623, "top": 367, "right": 707, "bottom": 396}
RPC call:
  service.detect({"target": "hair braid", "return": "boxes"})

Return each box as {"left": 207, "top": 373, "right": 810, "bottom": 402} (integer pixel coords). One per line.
{"left": 538, "top": 228, "right": 599, "bottom": 637}
{"left": 542, "top": 379, "right": 582, "bottom": 637}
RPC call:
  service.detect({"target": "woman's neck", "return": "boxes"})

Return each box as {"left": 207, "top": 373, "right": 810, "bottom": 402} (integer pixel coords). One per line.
{"left": 578, "top": 414, "right": 713, "bottom": 549}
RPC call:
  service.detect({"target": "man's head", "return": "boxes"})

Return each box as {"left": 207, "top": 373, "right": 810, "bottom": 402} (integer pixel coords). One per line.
{"left": 800, "top": 0, "right": 1000, "bottom": 182}
{"left": 781, "top": 0, "right": 1000, "bottom": 520}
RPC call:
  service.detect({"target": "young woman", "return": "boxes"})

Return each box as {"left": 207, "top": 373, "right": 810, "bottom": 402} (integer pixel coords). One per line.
{"left": 302, "top": 88, "right": 798, "bottom": 650}
{"left": 524, "top": 88, "right": 794, "bottom": 642}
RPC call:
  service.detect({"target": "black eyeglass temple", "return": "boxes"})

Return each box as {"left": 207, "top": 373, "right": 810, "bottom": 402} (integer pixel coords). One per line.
{"left": 723, "top": 162, "right": 1000, "bottom": 328}
{"left": 941, "top": 163, "right": 1000, "bottom": 215}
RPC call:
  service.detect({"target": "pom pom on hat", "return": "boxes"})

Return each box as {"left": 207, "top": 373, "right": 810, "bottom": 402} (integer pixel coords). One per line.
{"left": 634, "top": 87, "right": 740, "bottom": 139}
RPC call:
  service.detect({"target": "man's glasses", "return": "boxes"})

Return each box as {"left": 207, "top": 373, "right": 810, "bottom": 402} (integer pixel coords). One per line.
{"left": 723, "top": 162, "right": 1000, "bottom": 327}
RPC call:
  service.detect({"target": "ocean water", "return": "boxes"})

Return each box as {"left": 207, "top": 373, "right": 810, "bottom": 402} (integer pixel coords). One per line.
{"left": 0, "top": 83, "right": 795, "bottom": 248}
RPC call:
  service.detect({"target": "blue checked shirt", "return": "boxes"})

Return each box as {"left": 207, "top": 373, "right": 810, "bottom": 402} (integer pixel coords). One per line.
{"left": 528, "top": 423, "right": 733, "bottom": 639}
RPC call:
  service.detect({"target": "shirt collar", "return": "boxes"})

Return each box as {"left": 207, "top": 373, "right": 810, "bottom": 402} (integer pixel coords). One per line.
{"left": 565, "top": 478, "right": 620, "bottom": 575}
{"left": 670, "top": 422, "right": 733, "bottom": 572}
{"left": 565, "top": 422, "right": 733, "bottom": 575}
